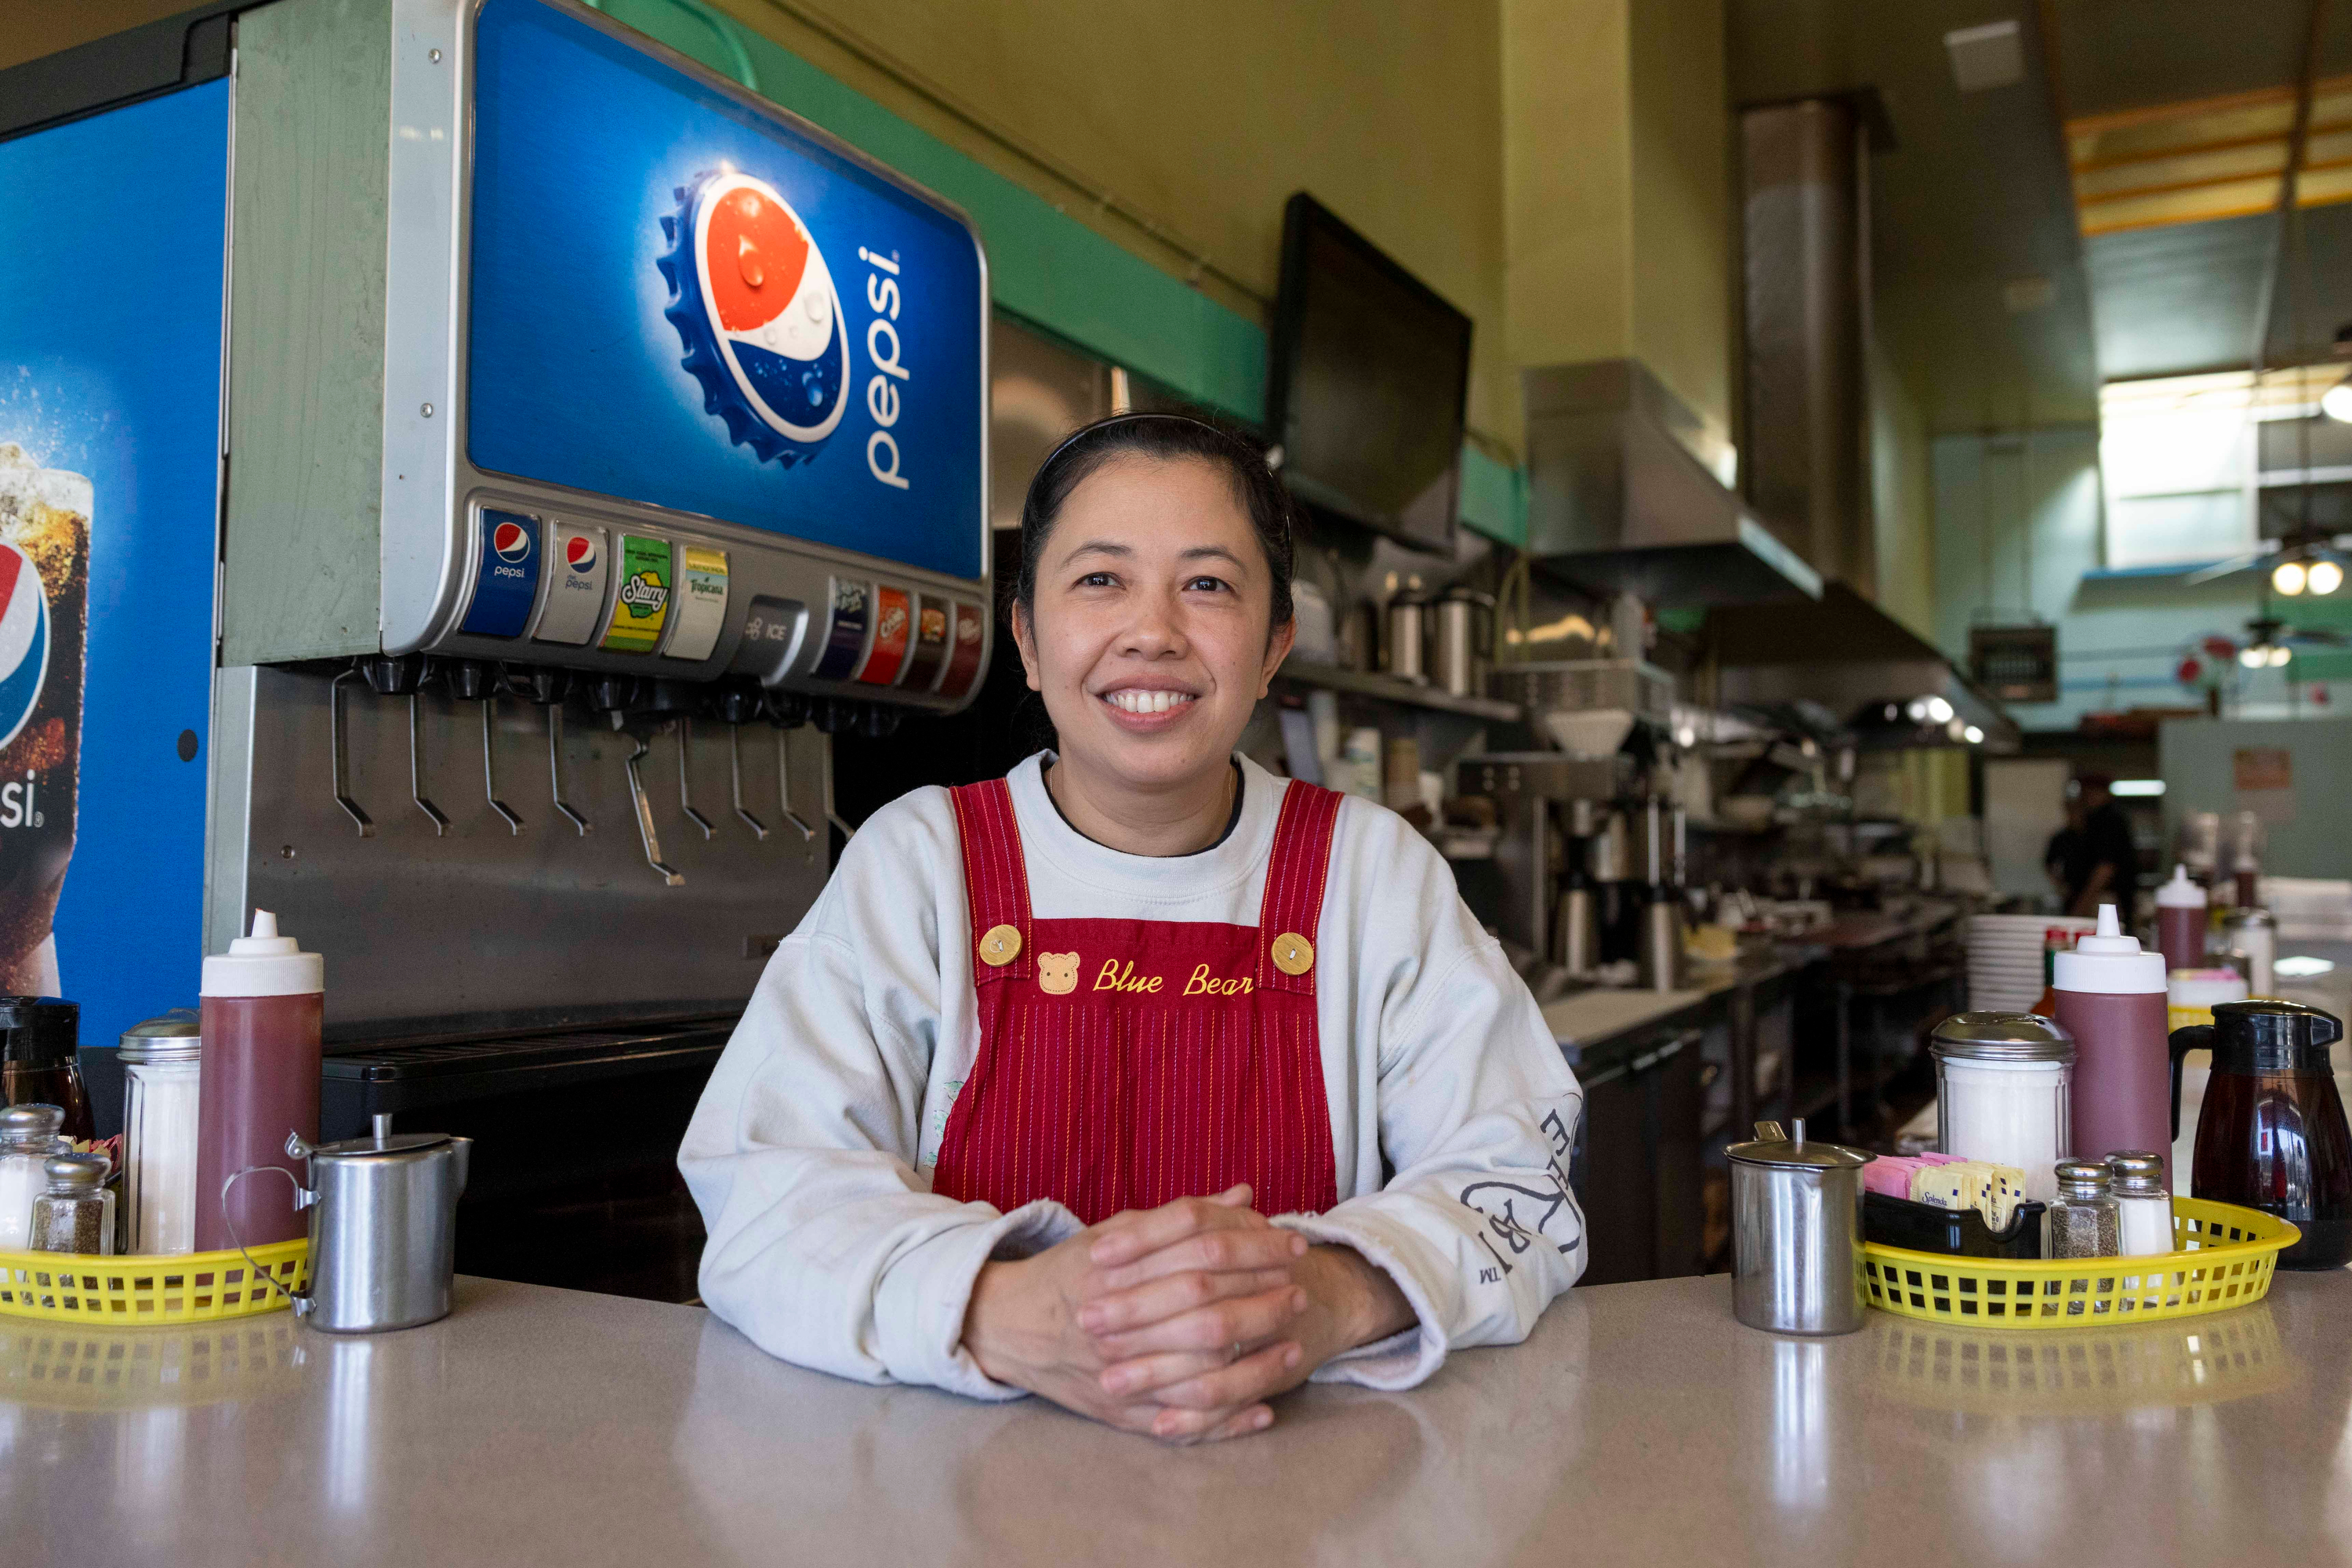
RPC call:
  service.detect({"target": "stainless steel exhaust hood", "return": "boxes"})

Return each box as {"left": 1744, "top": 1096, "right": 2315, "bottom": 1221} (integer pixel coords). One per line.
{"left": 1708, "top": 583, "right": 2020, "bottom": 750}
{"left": 1521, "top": 360, "right": 1822, "bottom": 608}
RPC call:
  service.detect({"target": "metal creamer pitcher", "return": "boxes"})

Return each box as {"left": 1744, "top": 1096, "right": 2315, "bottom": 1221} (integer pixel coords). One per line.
{"left": 1728, "top": 1119, "right": 1873, "bottom": 1335}
{"left": 256, "top": 1115, "right": 471, "bottom": 1332}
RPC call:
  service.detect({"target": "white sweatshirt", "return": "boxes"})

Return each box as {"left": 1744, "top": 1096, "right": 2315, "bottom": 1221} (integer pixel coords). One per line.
{"left": 679, "top": 752, "right": 1586, "bottom": 1398}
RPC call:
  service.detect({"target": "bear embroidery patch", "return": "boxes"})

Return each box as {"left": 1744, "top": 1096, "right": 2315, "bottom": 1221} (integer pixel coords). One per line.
{"left": 1036, "top": 952, "right": 1081, "bottom": 995}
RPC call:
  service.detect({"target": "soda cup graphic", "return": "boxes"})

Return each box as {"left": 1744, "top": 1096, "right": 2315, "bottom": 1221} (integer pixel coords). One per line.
{"left": 0, "top": 444, "right": 88, "bottom": 995}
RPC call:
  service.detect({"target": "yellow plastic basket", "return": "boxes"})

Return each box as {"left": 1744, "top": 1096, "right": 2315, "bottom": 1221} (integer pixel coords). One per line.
{"left": 0, "top": 1238, "right": 307, "bottom": 1324}
{"left": 1864, "top": 1196, "right": 2296, "bottom": 1329}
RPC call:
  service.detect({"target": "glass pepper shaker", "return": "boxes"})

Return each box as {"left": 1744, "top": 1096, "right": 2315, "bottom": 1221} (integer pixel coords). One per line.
{"left": 29, "top": 1152, "right": 114, "bottom": 1255}
{"left": 2049, "top": 1159, "right": 2122, "bottom": 1260}
{"left": 0, "top": 1102, "right": 67, "bottom": 1250}
{"left": 2106, "top": 1151, "right": 2174, "bottom": 1257}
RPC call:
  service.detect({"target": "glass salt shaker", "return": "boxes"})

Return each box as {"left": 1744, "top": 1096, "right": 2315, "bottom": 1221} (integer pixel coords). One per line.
{"left": 2049, "top": 1159, "right": 2121, "bottom": 1260}
{"left": 0, "top": 1102, "right": 67, "bottom": 1250}
{"left": 29, "top": 1152, "right": 114, "bottom": 1255}
{"left": 119, "top": 1011, "right": 202, "bottom": 1254}
{"left": 2106, "top": 1150, "right": 2175, "bottom": 1257}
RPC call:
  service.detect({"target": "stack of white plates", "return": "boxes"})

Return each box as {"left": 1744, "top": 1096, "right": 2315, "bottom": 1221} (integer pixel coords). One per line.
{"left": 1965, "top": 913, "right": 2098, "bottom": 1014}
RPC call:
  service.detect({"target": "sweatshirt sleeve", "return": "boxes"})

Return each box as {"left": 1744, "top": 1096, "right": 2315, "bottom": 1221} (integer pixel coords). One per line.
{"left": 677, "top": 795, "right": 1082, "bottom": 1398}
{"left": 1273, "top": 811, "right": 1587, "bottom": 1391}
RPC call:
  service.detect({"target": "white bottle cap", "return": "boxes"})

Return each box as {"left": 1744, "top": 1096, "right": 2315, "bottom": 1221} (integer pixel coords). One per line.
{"left": 2052, "top": 903, "right": 2166, "bottom": 994}
{"left": 200, "top": 909, "right": 325, "bottom": 998}
{"left": 2154, "top": 863, "right": 2207, "bottom": 909}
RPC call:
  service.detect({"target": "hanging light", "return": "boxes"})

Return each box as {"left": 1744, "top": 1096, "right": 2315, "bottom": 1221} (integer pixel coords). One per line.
{"left": 1963, "top": 724, "right": 1985, "bottom": 744}
{"left": 2312, "top": 559, "right": 2345, "bottom": 595}
{"left": 2272, "top": 644, "right": 2295, "bottom": 667}
{"left": 2325, "top": 377, "right": 2352, "bottom": 423}
{"left": 2240, "top": 644, "right": 2269, "bottom": 669}
{"left": 1926, "top": 695, "right": 1955, "bottom": 724}
{"left": 2274, "top": 558, "right": 2310, "bottom": 595}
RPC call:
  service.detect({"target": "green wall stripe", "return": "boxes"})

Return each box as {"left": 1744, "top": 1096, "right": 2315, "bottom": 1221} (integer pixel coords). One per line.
{"left": 591, "top": 0, "right": 1514, "bottom": 532}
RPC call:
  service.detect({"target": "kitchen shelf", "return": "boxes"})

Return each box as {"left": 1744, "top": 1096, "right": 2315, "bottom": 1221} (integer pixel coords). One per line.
{"left": 1272, "top": 659, "right": 1523, "bottom": 722}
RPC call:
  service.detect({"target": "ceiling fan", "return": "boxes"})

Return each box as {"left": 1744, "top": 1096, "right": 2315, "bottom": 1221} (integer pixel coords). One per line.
{"left": 2234, "top": 612, "right": 2348, "bottom": 668}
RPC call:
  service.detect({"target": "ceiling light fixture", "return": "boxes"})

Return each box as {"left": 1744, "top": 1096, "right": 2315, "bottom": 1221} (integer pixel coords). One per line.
{"left": 2270, "top": 644, "right": 2294, "bottom": 668}
{"left": 2240, "top": 644, "right": 2268, "bottom": 669}
{"left": 2313, "top": 560, "right": 2345, "bottom": 595}
{"left": 2275, "top": 559, "right": 2310, "bottom": 595}
{"left": 1926, "top": 696, "right": 1955, "bottom": 724}
{"left": 1963, "top": 724, "right": 1985, "bottom": 744}
{"left": 2325, "top": 379, "right": 2352, "bottom": 423}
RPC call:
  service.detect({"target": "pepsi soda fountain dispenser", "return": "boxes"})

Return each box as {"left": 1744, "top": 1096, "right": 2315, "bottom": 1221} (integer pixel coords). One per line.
{"left": 2, "top": 0, "right": 991, "bottom": 1294}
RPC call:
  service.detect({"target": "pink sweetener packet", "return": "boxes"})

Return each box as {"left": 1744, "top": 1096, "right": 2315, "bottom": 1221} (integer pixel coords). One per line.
{"left": 1864, "top": 1156, "right": 1923, "bottom": 1197}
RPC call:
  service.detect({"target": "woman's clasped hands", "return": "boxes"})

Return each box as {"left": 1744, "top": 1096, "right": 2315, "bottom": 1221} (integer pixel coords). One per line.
{"left": 962, "top": 1184, "right": 1410, "bottom": 1444}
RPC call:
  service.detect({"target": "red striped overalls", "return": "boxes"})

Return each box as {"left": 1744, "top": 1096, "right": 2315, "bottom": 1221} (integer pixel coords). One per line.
{"left": 931, "top": 775, "right": 1344, "bottom": 1223}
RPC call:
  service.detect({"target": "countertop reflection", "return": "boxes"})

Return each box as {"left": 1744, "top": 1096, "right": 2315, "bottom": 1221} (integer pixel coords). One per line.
{"left": 5, "top": 1272, "right": 2350, "bottom": 1566}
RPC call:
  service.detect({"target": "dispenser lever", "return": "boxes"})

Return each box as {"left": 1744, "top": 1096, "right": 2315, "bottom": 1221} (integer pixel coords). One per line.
{"left": 625, "top": 733, "right": 684, "bottom": 885}
{"left": 729, "top": 723, "right": 768, "bottom": 840}
{"left": 677, "top": 717, "right": 714, "bottom": 840}
{"left": 408, "top": 693, "right": 450, "bottom": 837}
{"left": 774, "top": 728, "right": 815, "bottom": 841}
{"left": 546, "top": 701, "right": 590, "bottom": 837}
{"left": 482, "top": 695, "right": 523, "bottom": 834}
{"left": 329, "top": 666, "right": 376, "bottom": 838}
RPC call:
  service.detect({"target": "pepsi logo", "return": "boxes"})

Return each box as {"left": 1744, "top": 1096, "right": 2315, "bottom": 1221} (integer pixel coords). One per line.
{"left": 565, "top": 534, "right": 598, "bottom": 575}
{"left": 0, "top": 543, "right": 51, "bottom": 754}
{"left": 659, "top": 171, "right": 849, "bottom": 466}
{"left": 493, "top": 520, "right": 533, "bottom": 564}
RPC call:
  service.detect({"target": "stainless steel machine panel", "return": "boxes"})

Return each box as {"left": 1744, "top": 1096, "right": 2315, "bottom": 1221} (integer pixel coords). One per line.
{"left": 210, "top": 666, "right": 830, "bottom": 1038}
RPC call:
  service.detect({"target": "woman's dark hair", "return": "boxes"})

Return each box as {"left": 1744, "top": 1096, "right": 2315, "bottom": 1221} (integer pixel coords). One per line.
{"left": 1014, "top": 412, "right": 1296, "bottom": 637}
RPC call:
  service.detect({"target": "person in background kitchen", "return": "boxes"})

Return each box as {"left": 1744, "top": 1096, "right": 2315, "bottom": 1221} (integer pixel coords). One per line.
{"left": 681, "top": 412, "right": 1584, "bottom": 1444}
{"left": 2063, "top": 771, "right": 2140, "bottom": 919}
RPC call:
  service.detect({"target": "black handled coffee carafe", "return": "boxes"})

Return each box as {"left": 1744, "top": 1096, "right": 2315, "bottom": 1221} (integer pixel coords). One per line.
{"left": 2169, "top": 998, "right": 2352, "bottom": 1269}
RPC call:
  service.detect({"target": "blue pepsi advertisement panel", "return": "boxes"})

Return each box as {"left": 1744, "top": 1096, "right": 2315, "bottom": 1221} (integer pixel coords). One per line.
{"left": 0, "top": 80, "right": 229, "bottom": 1051}
{"left": 467, "top": 0, "right": 987, "bottom": 582}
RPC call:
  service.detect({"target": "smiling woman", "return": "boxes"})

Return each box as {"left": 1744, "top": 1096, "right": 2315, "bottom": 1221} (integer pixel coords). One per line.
{"left": 681, "top": 412, "right": 1589, "bottom": 1445}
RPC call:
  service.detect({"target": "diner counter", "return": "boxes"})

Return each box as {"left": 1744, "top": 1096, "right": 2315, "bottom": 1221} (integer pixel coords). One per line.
{"left": 10, "top": 1270, "right": 2348, "bottom": 1566}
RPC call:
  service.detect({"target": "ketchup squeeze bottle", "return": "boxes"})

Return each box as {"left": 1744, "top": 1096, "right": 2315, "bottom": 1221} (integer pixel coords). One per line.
{"left": 2154, "top": 864, "right": 2209, "bottom": 976}
{"left": 2052, "top": 903, "right": 2173, "bottom": 1182}
{"left": 193, "top": 910, "right": 323, "bottom": 1250}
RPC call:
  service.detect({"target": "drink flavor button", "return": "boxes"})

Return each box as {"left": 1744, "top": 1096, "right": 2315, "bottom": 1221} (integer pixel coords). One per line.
{"left": 900, "top": 594, "right": 950, "bottom": 691}
{"left": 459, "top": 509, "right": 542, "bottom": 638}
{"left": 938, "top": 599, "right": 986, "bottom": 698}
{"left": 601, "top": 535, "right": 673, "bottom": 654}
{"left": 665, "top": 545, "right": 731, "bottom": 662}
{"left": 810, "top": 577, "right": 871, "bottom": 681}
{"left": 858, "top": 585, "right": 910, "bottom": 685}
{"left": 532, "top": 519, "right": 610, "bottom": 646}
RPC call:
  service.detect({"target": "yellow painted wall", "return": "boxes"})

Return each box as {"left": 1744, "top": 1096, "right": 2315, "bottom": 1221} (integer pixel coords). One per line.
{"left": 1628, "top": 0, "right": 1730, "bottom": 444}
{"left": 718, "top": 0, "right": 1519, "bottom": 449}
{"left": 1501, "top": 0, "right": 1730, "bottom": 442}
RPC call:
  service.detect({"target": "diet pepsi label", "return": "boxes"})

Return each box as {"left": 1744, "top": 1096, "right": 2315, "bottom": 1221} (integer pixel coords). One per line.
{"left": 460, "top": 508, "right": 542, "bottom": 638}
{"left": 663, "top": 545, "right": 730, "bottom": 662}
{"left": 532, "top": 519, "right": 609, "bottom": 647}
{"left": 660, "top": 171, "right": 848, "bottom": 468}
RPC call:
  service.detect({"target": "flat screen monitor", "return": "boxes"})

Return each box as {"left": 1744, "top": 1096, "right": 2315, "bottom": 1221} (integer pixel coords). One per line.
{"left": 1267, "top": 193, "right": 1472, "bottom": 554}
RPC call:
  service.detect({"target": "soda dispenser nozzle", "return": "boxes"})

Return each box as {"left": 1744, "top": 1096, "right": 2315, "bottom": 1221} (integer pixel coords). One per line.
{"left": 444, "top": 659, "right": 489, "bottom": 702}
{"left": 815, "top": 698, "right": 857, "bottom": 736}
{"left": 764, "top": 689, "right": 809, "bottom": 730}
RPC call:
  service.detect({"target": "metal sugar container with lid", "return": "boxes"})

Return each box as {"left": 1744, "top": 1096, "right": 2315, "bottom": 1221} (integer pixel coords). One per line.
{"left": 1727, "top": 1118, "right": 1874, "bottom": 1335}
{"left": 1929, "top": 1011, "right": 2074, "bottom": 1203}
